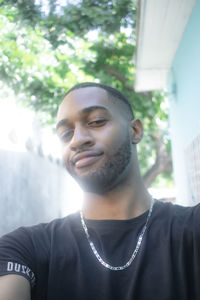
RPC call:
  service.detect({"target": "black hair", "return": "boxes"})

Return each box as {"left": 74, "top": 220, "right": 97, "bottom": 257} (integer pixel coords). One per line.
{"left": 63, "top": 82, "right": 134, "bottom": 119}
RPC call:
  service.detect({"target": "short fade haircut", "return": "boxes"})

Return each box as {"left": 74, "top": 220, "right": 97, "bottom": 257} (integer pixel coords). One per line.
{"left": 63, "top": 82, "right": 134, "bottom": 119}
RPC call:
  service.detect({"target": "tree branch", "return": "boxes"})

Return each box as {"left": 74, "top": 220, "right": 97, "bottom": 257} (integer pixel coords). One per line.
{"left": 143, "top": 138, "right": 172, "bottom": 188}
{"left": 102, "top": 64, "right": 151, "bottom": 97}
{"left": 103, "top": 65, "right": 135, "bottom": 91}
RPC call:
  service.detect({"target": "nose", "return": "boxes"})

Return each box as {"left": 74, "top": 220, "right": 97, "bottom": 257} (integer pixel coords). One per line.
{"left": 70, "top": 125, "right": 94, "bottom": 151}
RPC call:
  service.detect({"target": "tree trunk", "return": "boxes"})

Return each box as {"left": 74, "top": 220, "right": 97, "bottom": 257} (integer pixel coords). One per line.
{"left": 142, "top": 138, "right": 172, "bottom": 188}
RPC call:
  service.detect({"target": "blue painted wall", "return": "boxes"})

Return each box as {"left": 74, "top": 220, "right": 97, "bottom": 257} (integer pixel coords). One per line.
{"left": 168, "top": 0, "right": 200, "bottom": 205}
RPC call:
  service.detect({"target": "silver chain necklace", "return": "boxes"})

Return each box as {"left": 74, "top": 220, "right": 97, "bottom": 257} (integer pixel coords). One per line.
{"left": 80, "top": 198, "right": 155, "bottom": 271}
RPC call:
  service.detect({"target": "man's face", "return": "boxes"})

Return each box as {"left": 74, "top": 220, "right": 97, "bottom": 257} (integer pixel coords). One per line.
{"left": 56, "top": 87, "right": 133, "bottom": 193}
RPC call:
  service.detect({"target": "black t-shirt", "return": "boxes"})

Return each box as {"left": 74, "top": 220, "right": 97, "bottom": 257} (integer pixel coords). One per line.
{"left": 0, "top": 200, "right": 200, "bottom": 300}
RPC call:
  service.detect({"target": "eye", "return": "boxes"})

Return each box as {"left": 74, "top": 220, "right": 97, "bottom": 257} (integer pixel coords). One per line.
{"left": 60, "top": 130, "right": 74, "bottom": 143}
{"left": 88, "top": 119, "right": 107, "bottom": 127}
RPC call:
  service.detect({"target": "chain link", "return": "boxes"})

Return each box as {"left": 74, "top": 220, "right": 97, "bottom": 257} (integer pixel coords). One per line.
{"left": 80, "top": 198, "right": 155, "bottom": 271}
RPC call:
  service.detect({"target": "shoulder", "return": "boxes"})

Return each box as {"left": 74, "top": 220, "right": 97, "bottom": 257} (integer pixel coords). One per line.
{"left": 153, "top": 200, "right": 200, "bottom": 233}
{"left": 0, "top": 211, "right": 80, "bottom": 244}
{"left": 154, "top": 200, "right": 200, "bottom": 219}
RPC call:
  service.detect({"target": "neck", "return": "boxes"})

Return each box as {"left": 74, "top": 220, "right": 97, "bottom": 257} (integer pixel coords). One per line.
{"left": 82, "top": 172, "right": 151, "bottom": 220}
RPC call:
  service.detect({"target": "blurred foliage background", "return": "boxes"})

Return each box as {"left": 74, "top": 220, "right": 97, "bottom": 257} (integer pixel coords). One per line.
{"left": 0, "top": 0, "right": 173, "bottom": 188}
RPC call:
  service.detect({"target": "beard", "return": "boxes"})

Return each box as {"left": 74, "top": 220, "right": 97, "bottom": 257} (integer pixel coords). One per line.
{"left": 66, "top": 133, "right": 132, "bottom": 194}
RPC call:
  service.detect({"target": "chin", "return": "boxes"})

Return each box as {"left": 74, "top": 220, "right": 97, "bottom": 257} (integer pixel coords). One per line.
{"left": 79, "top": 181, "right": 112, "bottom": 195}
{"left": 72, "top": 168, "right": 124, "bottom": 195}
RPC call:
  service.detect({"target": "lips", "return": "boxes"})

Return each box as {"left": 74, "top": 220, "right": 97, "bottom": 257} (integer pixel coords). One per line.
{"left": 71, "top": 151, "right": 103, "bottom": 168}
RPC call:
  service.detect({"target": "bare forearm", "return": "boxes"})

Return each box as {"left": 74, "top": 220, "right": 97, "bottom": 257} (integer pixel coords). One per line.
{"left": 0, "top": 275, "right": 31, "bottom": 300}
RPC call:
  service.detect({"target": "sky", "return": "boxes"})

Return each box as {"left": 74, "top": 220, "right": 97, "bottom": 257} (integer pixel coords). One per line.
{"left": 35, "top": 0, "right": 82, "bottom": 15}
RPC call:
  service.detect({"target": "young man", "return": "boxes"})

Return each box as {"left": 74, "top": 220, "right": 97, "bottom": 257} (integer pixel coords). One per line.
{"left": 0, "top": 82, "right": 200, "bottom": 300}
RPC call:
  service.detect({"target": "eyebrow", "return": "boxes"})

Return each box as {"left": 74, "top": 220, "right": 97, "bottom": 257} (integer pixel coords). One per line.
{"left": 56, "top": 105, "right": 109, "bottom": 131}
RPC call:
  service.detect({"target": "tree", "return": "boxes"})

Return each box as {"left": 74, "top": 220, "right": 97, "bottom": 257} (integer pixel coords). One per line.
{"left": 0, "top": 0, "right": 172, "bottom": 187}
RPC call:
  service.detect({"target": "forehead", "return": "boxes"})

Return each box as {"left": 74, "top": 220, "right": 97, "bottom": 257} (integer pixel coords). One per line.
{"left": 57, "top": 87, "right": 120, "bottom": 120}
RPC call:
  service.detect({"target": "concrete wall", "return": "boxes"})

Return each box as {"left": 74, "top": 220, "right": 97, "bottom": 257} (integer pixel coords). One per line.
{"left": 168, "top": 0, "right": 200, "bottom": 205}
{"left": 0, "top": 150, "right": 71, "bottom": 236}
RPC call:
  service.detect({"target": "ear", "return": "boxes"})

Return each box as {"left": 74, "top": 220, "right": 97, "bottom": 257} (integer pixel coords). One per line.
{"left": 130, "top": 119, "right": 143, "bottom": 144}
